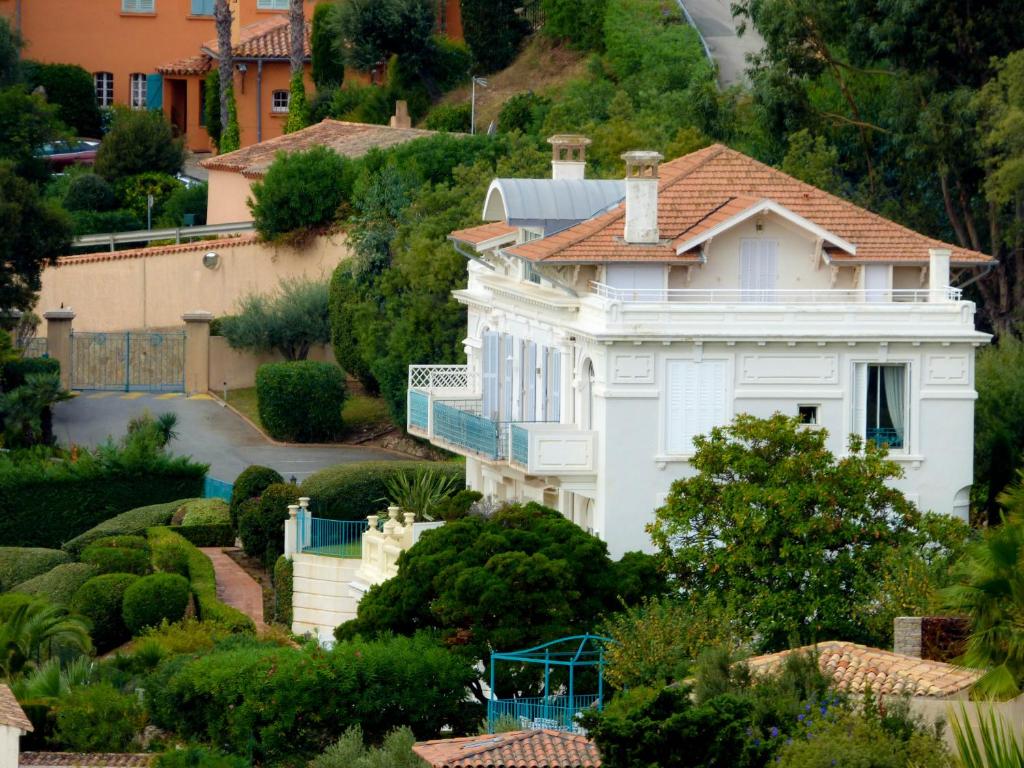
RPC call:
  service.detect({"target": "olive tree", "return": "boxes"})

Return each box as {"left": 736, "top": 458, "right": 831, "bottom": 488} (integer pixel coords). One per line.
{"left": 219, "top": 277, "right": 330, "bottom": 361}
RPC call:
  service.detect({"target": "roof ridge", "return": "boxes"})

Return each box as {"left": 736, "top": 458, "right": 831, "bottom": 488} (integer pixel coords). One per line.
{"left": 445, "top": 729, "right": 537, "bottom": 760}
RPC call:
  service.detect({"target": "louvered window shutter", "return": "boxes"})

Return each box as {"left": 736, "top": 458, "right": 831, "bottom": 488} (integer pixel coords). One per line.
{"left": 667, "top": 360, "right": 728, "bottom": 453}
{"left": 854, "top": 363, "right": 868, "bottom": 440}
{"left": 482, "top": 333, "right": 499, "bottom": 421}
{"left": 524, "top": 342, "right": 537, "bottom": 421}
{"left": 551, "top": 350, "right": 561, "bottom": 423}
{"left": 503, "top": 335, "right": 514, "bottom": 422}
{"left": 760, "top": 239, "right": 778, "bottom": 296}
{"left": 740, "top": 239, "right": 758, "bottom": 300}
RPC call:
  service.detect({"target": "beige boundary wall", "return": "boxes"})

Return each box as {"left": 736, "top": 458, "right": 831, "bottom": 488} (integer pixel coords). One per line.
{"left": 35, "top": 233, "right": 350, "bottom": 333}
{"left": 208, "top": 338, "right": 338, "bottom": 392}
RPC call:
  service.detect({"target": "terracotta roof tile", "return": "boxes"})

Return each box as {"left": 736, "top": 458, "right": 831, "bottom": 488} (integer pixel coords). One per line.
{"left": 746, "top": 641, "right": 982, "bottom": 698}
{"left": 504, "top": 144, "right": 991, "bottom": 265}
{"left": 20, "top": 754, "right": 153, "bottom": 767}
{"left": 450, "top": 222, "right": 518, "bottom": 248}
{"left": 203, "top": 16, "right": 311, "bottom": 60}
{"left": 156, "top": 53, "right": 212, "bottom": 76}
{"left": 201, "top": 119, "right": 442, "bottom": 177}
{"left": 0, "top": 684, "right": 31, "bottom": 732}
{"left": 413, "top": 729, "right": 601, "bottom": 768}
{"left": 59, "top": 234, "right": 259, "bottom": 264}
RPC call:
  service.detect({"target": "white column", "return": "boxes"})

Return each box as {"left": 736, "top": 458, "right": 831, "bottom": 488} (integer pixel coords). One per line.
{"left": 928, "top": 248, "right": 952, "bottom": 302}
{"left": 284, "top": 504, "right": 299, "bottom": 559}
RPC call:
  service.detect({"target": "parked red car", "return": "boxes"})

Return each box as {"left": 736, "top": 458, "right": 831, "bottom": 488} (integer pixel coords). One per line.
{"left": 37, "top": 138, "right": 100, "bottom": 169}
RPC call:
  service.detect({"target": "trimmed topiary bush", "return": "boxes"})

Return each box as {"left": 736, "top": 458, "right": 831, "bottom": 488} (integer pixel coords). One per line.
{"left": 239, "top": 483, "right": 299, "bottom": 566}
{"left": 256, "top": 361, "right": 346, "bottom": 442}
{"left": 12, "top": 563, "right": 98, "bottom": 606}
{"left": 230, "top": 465, "right": 284, "bottom": 529}
{"left": 273, "top": 555, "right": 293, "bottom": 627}
{"left": 63, "top": 173, "right": 115, "bottom": 212}
{"left": 175, "top": 525, "right": 235, "bottom": 547}
{"left": 80, "top": 538, "right": 151, "bottom": 576}
{"left": 122, "top": 573, "right": 191, "bottom": 635}
{"left": 72, "top": 573, "right": 139, "bottom": 652}
{"left": 2, "top": 357, "right": 59, "bottom": 390}
{"left": 299, "top": 461, "right": 464, "bottom": 521}
{"left": 63, "top": 501, "right": 180, "bottom": 557}
{"left": 0, "top": 547, "right": 71, "bottom": 591}
{"left": 179, "top": 499, "right": 230, "bottom": 526}
{"left": 94, "top": 106, "right": 184, "bottom": 181}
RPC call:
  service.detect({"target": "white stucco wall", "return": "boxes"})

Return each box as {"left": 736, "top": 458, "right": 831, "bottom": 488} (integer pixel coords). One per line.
{"left": 0, "top": 724, "right": 21, "bottom": 767}
{"left": 291, "top": 554, "right": 360, "bottom": 644}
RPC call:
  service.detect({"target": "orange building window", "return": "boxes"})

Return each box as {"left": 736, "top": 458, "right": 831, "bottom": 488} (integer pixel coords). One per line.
{"left": 256, "top": 0, "right": 288, "bottom": 8}
{"left": 130, "top": 74, "right": 148, "bottom": 109}
{"left": 94, "top": 72, "right": 114, "bottom": 107}
{"left": 271, "top": 90, "right": 290, "bottom": 113}
{"left": 122, "top": 0, "right": 156, "bottom": 12}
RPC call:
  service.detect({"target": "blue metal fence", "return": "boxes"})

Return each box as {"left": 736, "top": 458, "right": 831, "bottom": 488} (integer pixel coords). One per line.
{"left": 488, "top": 694, "right": 602, "bottom": 732}
{"left": 433, "top": 400, "right": 502, "bottom": 459}
{"left": 867, "top": 427, "right": 903, "bottom": 449}
{"left": 295, "top": 511, "right": 368, "bottom": 558}
{"left": 20, "top": 338, "right": 48, "bottom": 359}
{"left": 408, "top": 389, "right": 429, "bottom": 431}
{"left": 510, "top": 424, "right": 529, "bottom": 466}
{"left": 204, "top": 476, "right": 234, "bottom": 502}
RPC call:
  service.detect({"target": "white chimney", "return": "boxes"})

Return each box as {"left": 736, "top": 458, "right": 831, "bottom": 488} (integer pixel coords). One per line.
{"left": 548, "top": 135, "right": 590, "bottom": 180}
{"left": 622, "top": 150, "right": 663, "bottom": 244}
{"left": 928, "top": 248, "right": 951, "bottom": 302}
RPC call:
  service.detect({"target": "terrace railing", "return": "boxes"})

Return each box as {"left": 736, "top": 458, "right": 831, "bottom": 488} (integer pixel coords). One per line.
{"left": 589, "top": 282, "right": 962, "bottom": 304}
{"left": 295, "top": 511, "right": 371, "bottom": 559}
{"left": 488, "top": 694, "right": 602, "bottom": 734}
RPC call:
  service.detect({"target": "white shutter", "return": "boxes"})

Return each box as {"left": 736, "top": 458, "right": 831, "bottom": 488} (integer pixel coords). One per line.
{"left": 540, "top": 347, "right": 549, "bottom": 421}
{"left": 760, "top": 240, "right": 777, "bottom": 297}
{"left": 740, "top": 239, "right": 759, "bottom": 300}
{"left": 665, "top": 361, "right": 689, "bottom": 455}
{"left": 666, "top": 360, "right": 728, "bottom": 454}
{"left": 482, "top": 333, "right": 500, "bottom": 421}
{"left": 864, "top": 265, "right": 889, "bottom": 303}
{"left": 854, "top": 362, "right": 867, "bottom": 440}
{"left": 524, "top": 342, "right": 537, "bottom": 420}
{"left": 551, "top": 350, "right": 561, "bottom": 423}
{"left": 503, "top": 335, "right": 514, "bottom": 422}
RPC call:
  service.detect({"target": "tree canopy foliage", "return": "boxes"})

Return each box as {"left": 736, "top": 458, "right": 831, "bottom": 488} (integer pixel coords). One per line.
{"left": 94, "top": 108, "right": 184, "bottom": 181}
{"left": 220, "top": 278, "right": 330, "bottom": 361}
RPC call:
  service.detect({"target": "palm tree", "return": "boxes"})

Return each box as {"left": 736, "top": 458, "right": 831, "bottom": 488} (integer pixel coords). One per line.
{"left": 941, "top": 483, "right": 1024, "bottom": 698}
{"left": 289, "top": 0, "right": 304, "bottom": 77}
{"left": 11, "top": 656, "right": 94, "bottom": 709}
{"left": 215, "top": 0, "right": 233, "bottom": 135}
{"left": 0, "top": 600, "right": 92, "bottom": 680}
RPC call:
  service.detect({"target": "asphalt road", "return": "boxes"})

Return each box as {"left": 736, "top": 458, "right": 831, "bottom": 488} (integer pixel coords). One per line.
{"left": 679, "top": 0, "right": 765, "bottom": 88}
{"left": 53, "top": 391, "right": 403, "bottom": 484}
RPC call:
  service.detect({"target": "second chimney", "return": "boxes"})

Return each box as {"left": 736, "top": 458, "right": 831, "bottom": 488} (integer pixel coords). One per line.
{"left": 622, "top": 150, "right": 662, "bottom": 244}
{"left": 548, "top": 135, "right": 590, "bottom": 180}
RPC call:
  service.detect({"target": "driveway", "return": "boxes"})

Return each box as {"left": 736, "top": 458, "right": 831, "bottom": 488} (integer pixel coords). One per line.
{"left": 53, "top": 391, "right": 403, "bottom": 484}
{"left": 679, "top": 0, "right": 765, "bottom": 88}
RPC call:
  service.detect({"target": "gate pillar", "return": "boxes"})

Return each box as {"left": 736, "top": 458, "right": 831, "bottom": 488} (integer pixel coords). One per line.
{"left": 182, "top": 311, "right": 213, "bottom": 396}
{"left": 43, "top": 309, "right": 75, "bottom": 389}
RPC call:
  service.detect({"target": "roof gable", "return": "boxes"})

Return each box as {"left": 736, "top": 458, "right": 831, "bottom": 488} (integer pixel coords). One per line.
{"left": 413, "top": 729, "right": 601, "bottom": 768}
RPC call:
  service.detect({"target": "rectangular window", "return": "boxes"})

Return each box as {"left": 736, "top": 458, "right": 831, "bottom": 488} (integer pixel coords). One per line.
{"left": 257, "top": 0, "right": 289, "bottom": 8}
{"left": 605, "top": 264, "right": 665, "bottom": 302}
{"left": 665, "top": 360, "right": 728, "bottom": 455}
{"left": 520, "top": 341, "right": 537, "bottom": 421}
{"left": 271, "top": 89, "right": 290, "bottom": 113}
{"left": 191, "top": 0, "right": 215, "bottom": 14}
{"left": 130, "top": 73, "right": 148, "bottom": 109}
{"left": 122, "top": 0, "right": 155, "bottom": 12}
{"left": 482, "top": 332, "right": 500, "bottom": 422}
{"left": 740, "top": 238, "right": 778, "bottom": 301}
{"left": 94, "top": 72, "right": 114, "bottom": 107}
{"left": 856, "top": 363, "right": 907, "bottom": 450}
{"left": 502, "top": 334, "right": 514, "bottom": 422}
{"left": 864, "top": 264, "right": 891, "bottom": 303}
{"left": 798, "top": 405, "right": 819, "bottom": 425}
{"left": 545, "top": 348, "right": 561, "bottom": 422}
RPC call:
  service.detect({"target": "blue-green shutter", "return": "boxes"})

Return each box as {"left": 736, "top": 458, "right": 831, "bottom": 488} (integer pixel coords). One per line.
{"left": 146, "top": 74, "right": 163, "bottom": 109}
{"left": 191, "top": 0, "right": 214, "bottom": 14}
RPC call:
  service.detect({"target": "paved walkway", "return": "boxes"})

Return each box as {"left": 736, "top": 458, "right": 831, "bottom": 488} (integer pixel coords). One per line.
{"left": 679, "top": 0, "right": 765, "bottom": 88}
{"left": 200, "top": 547, "right": 267, "bottom": 631}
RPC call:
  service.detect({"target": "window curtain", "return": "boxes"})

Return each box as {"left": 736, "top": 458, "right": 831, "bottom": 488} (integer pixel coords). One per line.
{"left": 883, "top": 366, "right": 905, "bottom": 442}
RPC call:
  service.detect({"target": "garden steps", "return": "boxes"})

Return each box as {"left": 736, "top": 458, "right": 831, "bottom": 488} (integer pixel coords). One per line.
{"left": 199, "top": 546, "right": 268, "bottom": 631}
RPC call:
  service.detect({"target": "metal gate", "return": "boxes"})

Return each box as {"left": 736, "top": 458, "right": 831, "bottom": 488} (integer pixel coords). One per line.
{"left": 71, "top": 331, "right": 185, "bottom": 392}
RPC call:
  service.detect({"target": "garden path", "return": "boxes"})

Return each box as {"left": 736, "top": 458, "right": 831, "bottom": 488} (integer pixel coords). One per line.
{"left": 200, "top": 547, "right": 268, "bottom": 631}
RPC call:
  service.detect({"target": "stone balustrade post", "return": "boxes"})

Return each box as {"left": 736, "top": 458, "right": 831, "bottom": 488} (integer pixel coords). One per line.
{"left": 182, "top": 311, "right": 213, "bottom": 396}
{"left": 284, "top": 504, "right": 300, "bottom": 559}
{"left": 43, "top": 309, "right": 75, "bottom": 389}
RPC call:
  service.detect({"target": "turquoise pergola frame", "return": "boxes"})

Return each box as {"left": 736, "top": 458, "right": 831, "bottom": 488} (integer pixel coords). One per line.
{"left": 487, "top": 634, "right": 613, "bottom": 733}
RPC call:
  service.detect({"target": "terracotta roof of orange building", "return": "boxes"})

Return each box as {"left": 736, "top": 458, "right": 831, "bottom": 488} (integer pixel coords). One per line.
{"left": 504, "top": 144, "right": 992, "bottom": 266}
{"left": 203, "top": 16, "right": 311, "bottom": 59}
{"left": 746, "top": 641, "right": 982, "bottom": 699}
{"left": 156, "top": 53, "right": 212, "bottom": 76}
{"left": 20, "top": 754, "right": 153, "bottom": 767}
{"left": 0, "top": 684, "right": 32, "bottom": 732}
{"left": 201, "top": 119, "right": 440, "bottom": 177}
{"left": 414, "top": 730, "right": 601, "bottom": 768}
{"left": 450, "top": 222, "right": 518, "bottom": 248}
{"left": 57, "top": 234, "right": 259, "bottom": 264}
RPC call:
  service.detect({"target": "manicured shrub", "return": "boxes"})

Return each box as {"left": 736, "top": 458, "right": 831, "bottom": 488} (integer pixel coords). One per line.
{"left": 63, "top": 173, "right": 115, "bottom": 212}
{"left": 273, "top": 555, "right": 293, "bottom": 626}
{"left": 249, "top": 146, "right": 354, "bottom": 241}
{"left": 424, "top": 102, "right": 471, "bottom": 132}
{"left": 62, "top": 500, "right": 183, "bottom": 557}
{"left": 239, "top": 483, "right": 299, "bottom": 566}
{"left": 256, "top": 361, "right": 346, "bottom": 442}
{"left": 2, "top": 356, "right": 59, "bottom": 389}
{"left": 11, "top": 563, "right": 97, "bottom": 606}
{"left": 230, "top": 465, "right": 283, "bottom": 528}
{"left": 300, "top": 461, "right": 463, "bottom": 521}
{"left": 174, "top": 524, "right": 234, "bottom": 548}
{"left": 151, "top": 534, "right": 190, "bottom": 577}
{"left": 157, "top": 182, "right": 208, "bottom": 227}
{"left": 81, "top": 541, "right": 151, "bottom": 576}
{"left": 53, "top": 682, "right": 145, "bottom": 752}
{"left": 122, "top": 573, "right": 191, "bottom": 634}
{"left": 72, "top": 573, "right": 139, "bottom": 651}
{"left": 177, "top": 499, "right": 230, "bottom": 527}
{"left": 94, "top": 106, "right": 185, "bottom": 181}
{"left": 147, "top": 527, "right": 254, "bottom": 632}
{"left": 21, "top": 61, "right": 103, "bottom": 137}
{"left": 69, "top": 209, "right": 144, "bottom": 237}
{"left": 0, "top": 547, "right": 70, "bottom": 590}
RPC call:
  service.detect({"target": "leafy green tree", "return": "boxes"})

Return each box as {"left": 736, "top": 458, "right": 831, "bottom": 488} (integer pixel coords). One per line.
{"left": 338, "top": 502, "right": 664, "bottom": 703}
{"left": 0, "top": 86, "right": 64, "bottom": 179}
{"left": 63, "top": 173, "right": 115, "bottom": 212}
{"left": 333, "top": 0, "right": 434, "bottom": 72}
{"left": 284, "top": 72, "right": 309, "bottom": 134}
{"left": 648, "top": 413, "right": 968, "bottom": 651}
{"left": 94, "top": 107, "right": 184, "bottom": 181}
{"left": 312, "top": 2, "right": 344, "bottom": 88}
{"left": 459, "top": 0, "right": 529, "bottom": 73}
{"left": 0, "top": 597, "right": 91, "bottom": 679}
{"left": 157, "top": 182, "right": 208, "bottom": 227}
{"left": 21, "top": 61, "right": 102, "bottom": 137}
{"left": 541, "top": 0, "right": 607, "bottom": 51}
{"left": 780, "top": 129, "right": 842, "bottom": 194}
{"left": 973, "top": 336, "right": 1024, "bottom": 521}
{"left": 203, "top": 69, "right": 222, "bottom": 146}
{"left": 219, "top": 277, "right": 330, "bottom": 360}
{"left": 53, "top": 682, "right": 144, "bottom": 752}
{"left": 311, "top": 725, "right": 421, "bottom": 768}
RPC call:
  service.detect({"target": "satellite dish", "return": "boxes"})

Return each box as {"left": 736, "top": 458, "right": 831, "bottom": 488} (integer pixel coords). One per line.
{"left": 202, "top": 252, "right": 220, "bottom": 270}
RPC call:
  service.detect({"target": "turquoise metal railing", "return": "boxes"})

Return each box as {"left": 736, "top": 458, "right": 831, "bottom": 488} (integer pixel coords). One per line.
{"left": 487, "top": 694, "right": 602, "bottom": 733}
{"left": 408, "top": 389, "right": 429, "bottom": 431}
{"left": 203, "top": 476, "right": 233, "bottom": 502}
{"left": 433, "top": 400, "right": 501, "bottom": 459}
{"left": 867, "top": 427, "right": 903, "bottom": 449}
{"left": 295, "top": 511, "right": 368, "bottom": 558}
{"left": 510, "top": 424, "right": 529, "bottom": 466}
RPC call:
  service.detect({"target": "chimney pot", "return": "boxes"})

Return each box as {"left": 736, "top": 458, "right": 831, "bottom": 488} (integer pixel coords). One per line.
{"left": 622, "top": 150, "right": 663, "bottom": 244}
{"left": 548, "top": 134, "right": 591, "bottom": 180}
{"left": 928, "top": 248, "right": 952, "bottom": 302}
{"left": 390, "top": 101, "right": 411, "bottom": 129}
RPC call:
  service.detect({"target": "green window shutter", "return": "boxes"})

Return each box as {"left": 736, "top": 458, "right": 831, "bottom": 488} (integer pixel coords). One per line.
{"left": 146, "top": 74, "right": 163, "bottom": 109}
{"left": 191, "top": 0, "right": 214, "bottom": 14}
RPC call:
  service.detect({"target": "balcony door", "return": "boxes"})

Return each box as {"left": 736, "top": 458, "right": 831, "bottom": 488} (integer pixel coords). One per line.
{"left": 740, "top": 238, "right": 777, "bottom": 302}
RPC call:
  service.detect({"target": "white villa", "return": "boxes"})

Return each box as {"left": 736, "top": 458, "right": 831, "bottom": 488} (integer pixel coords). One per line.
{"left": 406, "top": 137, "right": 993, "bottom": 557}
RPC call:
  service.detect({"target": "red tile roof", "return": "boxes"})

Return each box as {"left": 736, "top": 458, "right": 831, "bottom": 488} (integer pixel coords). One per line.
{"left": 158, "top": 17, "right": 310, "bottom": 75}
{"left": 156, "top": 53, "right": 212, "bottom": 77}
{"left": 201, "top": 119, "right": 440, "bottom": 178}
{"left": 504, "top": 144, "right": 992, "bottom": 266}
{"left": 450, "top": 222, "right": 518, "bottom": 249}
{"left": 57, "top": 234, "right": 259, "bottom": 265}
{"left": 414, "top": 730, "right": 601, "bottom": 768}
{"left": 0, "top": 684, "right": 32, "bottom": 732}
{"left": 746, "top": 641, "right": 982, "bottom": 698}
{"left": 20, "top": 754, "right": 153, "bottom": 767}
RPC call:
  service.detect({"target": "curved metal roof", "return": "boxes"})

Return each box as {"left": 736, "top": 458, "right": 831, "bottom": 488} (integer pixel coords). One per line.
{"left": 483, "top": 178, "right": 625, "bottom": 226}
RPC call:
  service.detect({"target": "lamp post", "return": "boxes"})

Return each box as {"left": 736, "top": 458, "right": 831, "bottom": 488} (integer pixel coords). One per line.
{"left": 470, "top": 76, "right": 488, "bottom": 135}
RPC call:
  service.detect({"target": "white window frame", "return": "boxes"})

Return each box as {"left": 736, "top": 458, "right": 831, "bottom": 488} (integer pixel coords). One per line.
{"left": 129, "top": 73, "right": 148, "bottom": 109}
{"left": 94, "top": 72, "right": 114, "bottom": 107}
{"left": 122, "top": 0, "right": 155, "bottom": 12}
{"left": 257, "top": 0, "right": 289, "bottom": 8}
{"left": 854, "top": 362, "right": 909, "bottom": 453}
{"left": 271, "top": 89, "right": 290, "bottom": 113}
{"left": 663, "top": 358, "right": 731, "bottom": 457}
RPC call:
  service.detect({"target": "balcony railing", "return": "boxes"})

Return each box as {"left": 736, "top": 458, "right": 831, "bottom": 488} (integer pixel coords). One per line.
{"left": 589, "top": 282, "right": 962, "bottom": 304}
{"left": 433, "top": 399, "right": 504, "bottom": 459}
{"left": 295, "top": 511, "right": 373, "bottom": 559}
{"left": 408, "top": 364, "right": 470, "bottom": 391}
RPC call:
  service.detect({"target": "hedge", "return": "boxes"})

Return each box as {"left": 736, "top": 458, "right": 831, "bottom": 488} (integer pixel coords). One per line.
{"left": 0, "top": 547, "right": 71, "bottom": 591}
{"left": 273, "top": 555, "right": 292, "bottom": 627}
{"left": 146, "top": 527, "right": 254, "bottom": 633}
{"left": 229, "top": 465, "right": 283, "bottom": 529}
{"left": 256, "top": 361, "right": 346, "bottom": 442}
{"left": 63, "top": 501, "right": 181, "bottom": 557}
{"left": 239, "top": 483, "right": 298, "bottom": 566}
{"left": 0, "top": 456, "right": 206, "bottom": 548}
{"left": 299, "top": 461, "right": 464, "bottom": 521}
{"left": 122, "top": 573, "right": 191, "bottom": 634}
{"left": 179, "top": 499, "right": 230, "bottom": 526}
{"left": 174, "top": 524, "right": 235, "bottom": 548}
{"left": 2, "top": 357, "right": 60, "bottom": 390}
{"left": 72, "top": 573, "right": 139, "bottom": 652}
{"left": 11, "top": 563, "right": 98, "bottom": 606}
{"left": 80, "top": 543, "right": 151, "bottom": 576}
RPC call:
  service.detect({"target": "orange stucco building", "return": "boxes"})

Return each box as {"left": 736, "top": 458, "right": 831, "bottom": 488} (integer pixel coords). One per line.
{"left": 0, "top": 0, "right": 463, "bottom": 151}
